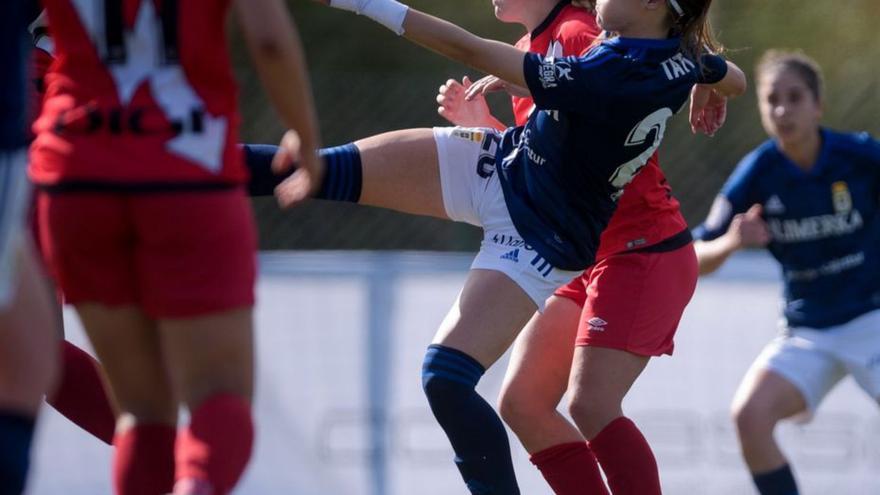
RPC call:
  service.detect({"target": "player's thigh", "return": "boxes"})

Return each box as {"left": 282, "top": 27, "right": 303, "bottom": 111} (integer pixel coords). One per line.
{"left": 500, "top": 295, "right": 582, "bottom": 411}
{"left": 76, "top": 303, "right": 175, "bottom": 423}
{"left": 736, "top": 330, "right": 848, "bottom": 424}
{"left": 432, "top": 269, "right": 538, "bottom": 369}
{"left": 355, "top": 128, "right": 446, "bottom": 218}
{"left": 159, "top": 307, "right": 254, "bottom": 408}
{"left": 732, "top": 367, "right": 810, "bottom": 426}
{"left": 0, "top": 243, "right": 59, "bottom": 414}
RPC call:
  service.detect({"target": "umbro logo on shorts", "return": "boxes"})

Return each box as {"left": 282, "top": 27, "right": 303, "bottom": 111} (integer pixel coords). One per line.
{"left": 588, "top": 317, "right": 608, "bottom": 332}
{"left": 501, "top": 249, "right": 520, "bottom": 263}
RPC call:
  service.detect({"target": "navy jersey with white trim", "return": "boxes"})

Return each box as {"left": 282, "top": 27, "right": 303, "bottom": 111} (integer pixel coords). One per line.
{"left": 694, "top": 129, "right": 880, "bottom": 329}
{"left": 496, "top": 36, "right": 726, "bottom": 270}
{"left": 0, "top": 0, "right": 34, "bottom": 151}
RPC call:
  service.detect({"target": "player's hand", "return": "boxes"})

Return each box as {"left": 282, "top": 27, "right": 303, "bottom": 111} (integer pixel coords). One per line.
{"left": 273, "top": 130, "right": 324, "bottom": 208}
{"left": 464, "top": 75, "right": 530, "bottom": 101}
{"left": 689, "top": 84, "right": 728, "bottom": 136}
{"left": 726, "top": 204, "right": 770, "bottom": 249}
{"left": 437, "top": 76, "right": 495, "bottom": 127}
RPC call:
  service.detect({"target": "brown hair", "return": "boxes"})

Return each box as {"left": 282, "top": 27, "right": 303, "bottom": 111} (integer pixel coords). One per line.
{"left": 755, "top": 49, "right": 824, "bottom": 102}
{"left": 666, "top": 0, "right": 723, "bottom": 59}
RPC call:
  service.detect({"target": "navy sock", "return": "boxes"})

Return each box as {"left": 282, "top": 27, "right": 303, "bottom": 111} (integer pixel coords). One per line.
{"left": 753, "top": 464, "right": 799, "bottom": 495}
{"left": 240, "top": 143, "right": 362, "bottom": 202}
{"left": 421, "top": 345, "right": 519, "bottom": 495}
{"left": 0, "top": 411, "right": 36, "bottom": 495}
{"left": 241, "top": 144, "right": 292, "bottom": 196}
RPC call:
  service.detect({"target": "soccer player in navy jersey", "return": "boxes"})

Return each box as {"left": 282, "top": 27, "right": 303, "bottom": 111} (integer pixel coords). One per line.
{"left": 0, "top": 1, "right": 59, "bottom": 493}
{"left": 693, "top": 50, "right": 880, "bottom": 495}
{"left": 270, "top": 0, "right": 746, "bottom": 493}
{"left": 432, "top": 1, "right": 728, "bottom": 493}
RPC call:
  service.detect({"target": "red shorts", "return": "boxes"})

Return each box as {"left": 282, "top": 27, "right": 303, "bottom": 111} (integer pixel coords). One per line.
{"left": 36, "top": 189, "right": 257, "bottom": 318}
{"left": 554, "top": 243, "right": 698, "bottom": 356}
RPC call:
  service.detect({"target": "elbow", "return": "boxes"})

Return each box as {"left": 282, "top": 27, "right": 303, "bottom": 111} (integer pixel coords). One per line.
{"left": 730, "top": 66, "right": 748, "bottom": 97}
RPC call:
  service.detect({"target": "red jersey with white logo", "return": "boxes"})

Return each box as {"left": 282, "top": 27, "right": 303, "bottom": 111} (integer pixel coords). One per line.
{"left": 513, "top": 2, "right": 688, "bottom": 260}
{"left": 30, "top": 0, "right": 244, "bottom": 187}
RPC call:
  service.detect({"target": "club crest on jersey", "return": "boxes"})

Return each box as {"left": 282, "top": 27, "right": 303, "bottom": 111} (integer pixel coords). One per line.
{"left": 831, "top": 181, "right": 852, "bottom": 214}
{"left": 452, "top": 129, "right": 485, "bottom": 143}
{"left": 538, "top": 57, "right": 574, "bottom": 89}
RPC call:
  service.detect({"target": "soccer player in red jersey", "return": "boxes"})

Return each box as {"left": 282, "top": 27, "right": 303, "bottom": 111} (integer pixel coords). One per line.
{"left": 435, "top": 1, "right": 730, "bottom": 493}
{"left": 30, "top": 1, "right": 322, "bottom": 494}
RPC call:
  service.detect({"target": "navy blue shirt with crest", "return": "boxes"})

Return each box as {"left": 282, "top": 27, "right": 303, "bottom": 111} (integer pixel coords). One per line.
{"left": 1, "top": 0, "right": 34, "bottom": 151}
{"left": 694, "top": 129, "right": 880, "bottom": 329}
{"left": 495, "top": 36, "right": 726, "bottom": 271}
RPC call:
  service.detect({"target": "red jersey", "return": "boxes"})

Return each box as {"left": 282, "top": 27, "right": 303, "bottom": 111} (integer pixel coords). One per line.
{"left": 513, "top": 2, "right": 688, "bottom": 260}
{"left": 30, "top": 0, "right": 245, "bottom": 188}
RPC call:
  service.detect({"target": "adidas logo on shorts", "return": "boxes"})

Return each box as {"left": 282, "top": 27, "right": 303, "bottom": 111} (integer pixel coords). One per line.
{"left": 500, "top": 249, "right": 520, "bottom": 263}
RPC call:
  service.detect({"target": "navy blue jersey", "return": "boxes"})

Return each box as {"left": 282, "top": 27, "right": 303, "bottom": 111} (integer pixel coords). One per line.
{"left": 496, "top": 36, "right": 726, "bottom": 270}
{"left": 694, "top": 129, "right": 880, "bottom": 329}
{"left": 0, "top": 0, "right": 33, "bottom": 151}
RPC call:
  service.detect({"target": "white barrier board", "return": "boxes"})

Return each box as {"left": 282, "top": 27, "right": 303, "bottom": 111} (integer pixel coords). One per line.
{"left": 27, "top": 251, "right": 880, "bottom": 494}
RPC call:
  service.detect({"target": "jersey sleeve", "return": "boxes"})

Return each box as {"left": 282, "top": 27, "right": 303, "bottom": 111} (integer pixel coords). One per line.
{"left": 697, "top": 53, "right": 728, "bottom": 85}
{"left": 692, "top": 152, "right": 763, "bottom": 241}
{"left": 522, "top": 52, "right": 602, "bottom": 113}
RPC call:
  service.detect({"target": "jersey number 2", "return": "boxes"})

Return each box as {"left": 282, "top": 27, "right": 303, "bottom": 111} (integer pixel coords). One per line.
{"left": 609, "top": 108, "right": 673, "bottom": 191}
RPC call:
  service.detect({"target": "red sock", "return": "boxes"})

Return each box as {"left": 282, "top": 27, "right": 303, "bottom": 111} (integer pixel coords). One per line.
{"left": 588, "top": 417, "right": 661, "bottom": 495}
{"left": 530, "top": 442, "right": 609, "bottom": 495}
{"left": 175, "top": 394, "right": 253, "bottom": 495}
{"left": 47, "top": 341, "right": 116, "bottom": 445}
{"left": 113, "top": 423, "right": 176, "bottom": 495}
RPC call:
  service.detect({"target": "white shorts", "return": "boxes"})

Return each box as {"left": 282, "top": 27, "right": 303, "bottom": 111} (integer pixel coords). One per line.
{"left": 433, "top": 127, "right": 582, "bottom": 310}
{"left": 0, "top": 149, "right": 30, "bottom": 309}
{"left": 747, "top": 308, "right": 880, "bottom": 421}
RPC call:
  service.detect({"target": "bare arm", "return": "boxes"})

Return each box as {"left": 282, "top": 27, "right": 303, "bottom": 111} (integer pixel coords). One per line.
{"left": 236, "top": 0, "right": 322, "bottom": 195}
{"left": 710, "top": 61, "right": 747, "bottom": 98}
{"left": 400, "top": 10, "right": 527, "bottom": 89}
{"left": 322, "top": 0, "right": 527, "bottom": 88}
{"left": 694, "top": 236, "right": 740, "bottom": 275}
{"left": 695, "top": 203, "right": 769, "bottom": 275}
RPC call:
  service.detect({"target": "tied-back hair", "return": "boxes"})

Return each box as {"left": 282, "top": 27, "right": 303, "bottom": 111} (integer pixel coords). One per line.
{"left": 756, "top": 49, "right": 824, "bottom": 102}
{"left": 667, "top": 0, "right": 723, "bottom": 61}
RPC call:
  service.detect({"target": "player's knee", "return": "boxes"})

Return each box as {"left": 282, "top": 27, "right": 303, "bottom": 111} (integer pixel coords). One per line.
{"left": 421, "top": 344, "right": 484, "bottom": 414}
{"left": 732, "top": 398, "right": 777, "bottom": 438}
{"left": 497, "top": 386, "right": 541, "bottom": 431}
{"left": 567, "top": 393, "right": 619, "bottom": 436}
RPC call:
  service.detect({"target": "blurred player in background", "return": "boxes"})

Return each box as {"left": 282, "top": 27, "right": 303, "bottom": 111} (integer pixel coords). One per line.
{"left": 0, "top": 1, "right": 59, "bottom": 493}
{"left": 253, "top": 0, "right": 744, "bottom": 492}
{"left": 26, "top": 8, "right": 118, "bottom": 447}
{"left": 30, "top": 0, "right": 321, "bottom": 493}
{"left": 434, "top": 0, "right": 730, "bottom": 493}
{"left": 693, "top": 50, "right": 880, "bottom": 495}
